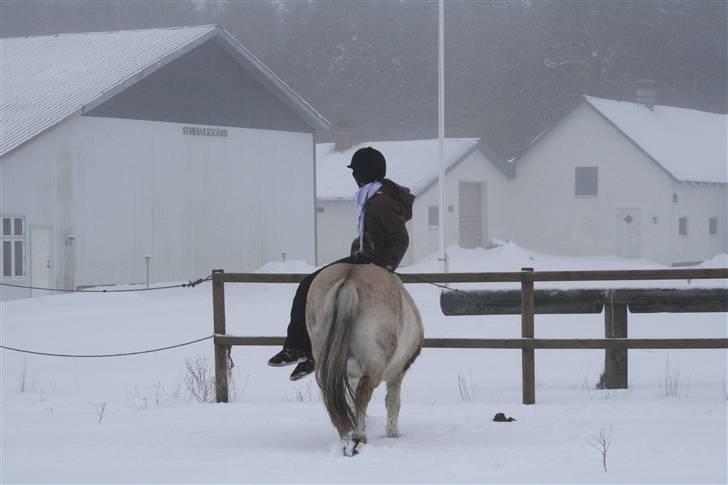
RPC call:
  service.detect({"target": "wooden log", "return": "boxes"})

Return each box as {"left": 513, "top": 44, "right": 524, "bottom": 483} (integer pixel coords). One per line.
{"left": 619, "top": 288, "right": 728, "bottom": 313}
{"left": 604, "top": 302, "right": 628, "bottom": 389}
{"left": 214, "top": 335, "right": 728, "bottom": 349}
{"left": 212, "top": 270, "right": 229, "bottom": 403}
{"left": 441, "top": 289, "right": 605, "bottom": 315}
{"left": 441, "top": 288, "right": 728, "bottom": 316}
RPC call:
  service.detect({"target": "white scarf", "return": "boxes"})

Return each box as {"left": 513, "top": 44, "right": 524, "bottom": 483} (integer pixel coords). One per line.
{"left": 355, "top": 181, "right": 383, "bottom": 252}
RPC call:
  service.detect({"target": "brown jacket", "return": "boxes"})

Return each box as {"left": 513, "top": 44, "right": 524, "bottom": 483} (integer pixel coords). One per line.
{"left": 350, "top": 179, "right": 415, "bottom": 270}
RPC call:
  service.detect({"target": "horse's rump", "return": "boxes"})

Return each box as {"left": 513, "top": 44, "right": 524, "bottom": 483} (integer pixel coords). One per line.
{"left": 305, "top": 263, "right": 424, "bottom": 442}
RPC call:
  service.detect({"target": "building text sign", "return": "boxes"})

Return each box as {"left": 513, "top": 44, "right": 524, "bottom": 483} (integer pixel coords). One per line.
{"left": 182, "top": 126, "right": 228, "bottom": 138}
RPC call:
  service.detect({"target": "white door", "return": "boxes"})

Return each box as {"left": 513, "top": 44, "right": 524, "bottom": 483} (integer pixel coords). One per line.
{"left": 459, "top": 182, "right": 483, "bottom": 249}
{"left": 616, "top": 208, "right": 641, "bottom": 258}
{"left": 31, "top": 226, "right": 52, "bottom": 297}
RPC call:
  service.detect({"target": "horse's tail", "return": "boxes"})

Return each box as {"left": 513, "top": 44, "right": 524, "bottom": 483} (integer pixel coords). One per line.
{"left": 317, "top": 277, "right": 359, "bottom": 437}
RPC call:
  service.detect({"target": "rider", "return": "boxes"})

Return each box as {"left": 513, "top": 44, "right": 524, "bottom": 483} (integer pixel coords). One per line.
{"left": 267, "top": 146, "right": 415, "bottom": 380}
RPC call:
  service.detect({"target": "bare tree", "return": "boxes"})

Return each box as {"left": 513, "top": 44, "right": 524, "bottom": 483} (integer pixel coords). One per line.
{"left": 587, "top": 425, "right": 613, "bottom": 472}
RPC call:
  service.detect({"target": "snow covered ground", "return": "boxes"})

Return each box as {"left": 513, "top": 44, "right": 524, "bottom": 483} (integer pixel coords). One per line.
{"left": 1, "top": 243, "right": 726, "bottom": 483}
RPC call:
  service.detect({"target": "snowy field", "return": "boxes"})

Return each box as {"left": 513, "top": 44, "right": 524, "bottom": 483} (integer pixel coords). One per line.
{"left": 1, "top": 243, "right": 726, "bottom": 484}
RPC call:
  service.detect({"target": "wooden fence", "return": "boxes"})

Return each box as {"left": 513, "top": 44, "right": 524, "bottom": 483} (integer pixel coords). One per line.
{"left": 212, "top": 267, "right": 728, "bottom": 404}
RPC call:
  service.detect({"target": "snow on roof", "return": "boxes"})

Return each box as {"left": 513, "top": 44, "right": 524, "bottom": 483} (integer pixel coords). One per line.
{"left": 584, "top": 96, "right": 727, "bottom": 184}
{"left": 0, "top": 25, "right": 330, "bottom": 157}
{"left": 316, "top": 138, "right": 480, "bottom": 201}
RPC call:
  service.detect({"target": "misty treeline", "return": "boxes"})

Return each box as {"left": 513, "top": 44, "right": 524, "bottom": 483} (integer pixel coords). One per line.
{"left": 1, "top": 0, "right": 725, "bottom": 158}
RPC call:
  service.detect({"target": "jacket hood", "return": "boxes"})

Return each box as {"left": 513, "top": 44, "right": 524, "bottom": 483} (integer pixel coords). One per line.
{"left": 380, "top": 178, "right": 415, "bottom": 221}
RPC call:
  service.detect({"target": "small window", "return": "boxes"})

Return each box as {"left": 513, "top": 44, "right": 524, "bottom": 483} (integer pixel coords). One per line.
{"left": 316, "top": 207, "right": 324, "bottom": 214}
{"left": 1, "top": 216, "right": 25, "bottom": 278}
{"left": 709, "top": 217, "right": 718, "bottom": 235}
{"left": 2, "top": 241, "right": 10, "bottom": 277}
{"left": 673, "top": 193, "right": 679, "bottom": 203}
{"left": 575, "top": 167, "right": 598, "bottom": 196}
{"left": 679, "top": 217, "right": 688, "bottom": 236}
{"left": 428, "top": 206, "right": 439, "bottom": 227}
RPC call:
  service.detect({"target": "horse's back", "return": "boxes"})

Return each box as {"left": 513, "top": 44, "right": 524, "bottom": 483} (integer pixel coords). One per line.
{"left": 306, "top": 263, "right": 423, "bottom": 380}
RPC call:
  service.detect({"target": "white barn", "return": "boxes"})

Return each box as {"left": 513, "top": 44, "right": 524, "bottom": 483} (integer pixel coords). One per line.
{"left": 315, "top": 138, "right": 513, "bottom": 266}
{"left": 0, "top": 25, "right": 330, "bottom": 300}
{"left": 507, "top": 95, "right": 727, "bottom": 265}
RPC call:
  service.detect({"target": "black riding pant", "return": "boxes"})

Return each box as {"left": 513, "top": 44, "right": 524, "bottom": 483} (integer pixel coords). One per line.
{"left": 283, "top": 255, "right": 363, "bottom": 353}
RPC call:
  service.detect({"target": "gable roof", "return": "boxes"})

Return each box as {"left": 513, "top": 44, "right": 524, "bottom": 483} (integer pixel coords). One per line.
{"left": 584, "top": 96, "right": 726, "bottom": 184}
{"left": 316, "top": 138, "right": 483, "bottom": 201}
{"left": 0, "top": 25, "right": 331, "bottom": 157}
{"left": 512, "top": 96, "right": 727, "bottom": 185}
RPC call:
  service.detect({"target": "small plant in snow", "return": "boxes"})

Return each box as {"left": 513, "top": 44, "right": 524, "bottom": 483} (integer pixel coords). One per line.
{"left": 89, "top": 401, "right": 107, "bottom": 423}
{"left": 227, "top": 368, "right": 249, "bottom": 402}
{"left": 292, "top": 381, "right": 316, "bottom": 402}
{"left": 660, "top": 356, "right": 689, "bottom": 399}
{"left": 587, "top": 425, "right": 613, "bottom": 473}
{"left": 184, "top": 355, "right": 216, "bottom": 403}
{"left": 183, "top": 355, "right": 244, "bottom": 403}
{"left": 457, "top": 368, "right": 477, "bottom": 402}
{"left": 18, "top": 359, "right": 49, "bottom": 394}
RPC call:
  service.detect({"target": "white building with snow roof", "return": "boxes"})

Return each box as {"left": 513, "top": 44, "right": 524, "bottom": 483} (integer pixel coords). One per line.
{"left": 507, "top": 95, "right": 727, "bottom": 265}
{"left": 315, "top": 138, "right": 513, "bottom": 266}
{"left": 0, "top": 25, "right": 330, "bottom": 300}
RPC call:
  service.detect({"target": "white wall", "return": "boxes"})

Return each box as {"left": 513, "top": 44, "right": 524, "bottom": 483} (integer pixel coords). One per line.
{"left": 0, "top": 117, "right": 79, "bottom": 300}
{"left": 672, "top": 181, "right": 727, "bottom": 263}
{"left": 409, "top": 150, "right": 510, "bottom": 262}
{"left": 0, "top": 114, "right": 315, "bottom": 298}
{"left": 316, "top": 200, "right": 357, "bottom": 266}
{"left": 506, "top": 102, "right": 696, "bottom": 265}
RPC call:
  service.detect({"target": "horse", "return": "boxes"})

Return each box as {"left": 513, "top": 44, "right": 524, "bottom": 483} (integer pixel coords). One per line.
{"left": 305, "top": 262, "right": 424, "bottom": 456}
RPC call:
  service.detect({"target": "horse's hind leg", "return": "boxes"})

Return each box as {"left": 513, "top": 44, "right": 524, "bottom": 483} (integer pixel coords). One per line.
{"left": 385, "top": 374, "right": 404, "bottom": 438}
{"left": 343, "top": 375, "right": 375, "bottom": 456}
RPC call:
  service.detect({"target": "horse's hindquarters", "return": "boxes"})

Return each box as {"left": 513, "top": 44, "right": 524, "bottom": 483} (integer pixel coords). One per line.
{"left": 305, "top": 263, "right": 424, "bottom": 449}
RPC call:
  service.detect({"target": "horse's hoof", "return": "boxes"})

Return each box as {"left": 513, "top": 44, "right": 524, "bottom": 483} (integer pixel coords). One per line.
{"left": 343, "top": 438, "right": 366, "bottom": 456}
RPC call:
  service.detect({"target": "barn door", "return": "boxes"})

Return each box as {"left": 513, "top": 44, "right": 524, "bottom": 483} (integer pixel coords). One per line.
{"left": 31, "top": 226, "right": 52, "bottom": 297}
{"left": 459, "top": 181, "right": 483, "bottom": 249}
{"left": 616, "top": 208, "right": 641, "bottom": 258}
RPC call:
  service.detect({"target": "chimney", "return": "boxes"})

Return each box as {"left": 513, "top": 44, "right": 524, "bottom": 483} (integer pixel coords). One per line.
{"left": 334, "top": 131, "right": 353, "bottom": 151}
{"left": 636, "top": 79, "right": 657, "bottom": 110}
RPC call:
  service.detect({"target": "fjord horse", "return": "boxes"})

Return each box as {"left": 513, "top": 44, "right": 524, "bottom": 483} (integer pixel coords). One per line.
{"left": 305, "top": 263, "right": 424, "bottom": 456}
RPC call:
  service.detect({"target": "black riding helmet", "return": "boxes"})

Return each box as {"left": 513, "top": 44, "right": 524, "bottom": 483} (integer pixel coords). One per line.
{"left": 348, "top": 147, "right": 386, "bottom": 186}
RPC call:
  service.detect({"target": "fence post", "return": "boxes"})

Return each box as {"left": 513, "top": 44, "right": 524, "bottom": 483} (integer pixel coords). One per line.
{"left": 521, "top": 267, "right": 535, "bottom": 404}
{"left": 604, "top": 293, "right": 628, "bottom": 389}
{"left": 212, "top": 269, "right": 229, "bottom": 403}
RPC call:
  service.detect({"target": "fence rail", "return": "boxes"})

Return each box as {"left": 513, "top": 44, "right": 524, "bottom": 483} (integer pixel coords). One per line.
{"left": 211, "top": 267, "right": 728, "bottom": 404}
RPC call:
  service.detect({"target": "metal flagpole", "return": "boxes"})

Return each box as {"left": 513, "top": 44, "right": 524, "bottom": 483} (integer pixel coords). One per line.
{"left": 437, "top": 0, "right": 448, "bottom": 273}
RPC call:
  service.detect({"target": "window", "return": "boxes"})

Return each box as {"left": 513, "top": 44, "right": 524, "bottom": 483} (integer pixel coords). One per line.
{"left": 1, "top": 216, "right": 25, "bottom": 277}
{"left": 316, "top": 207, "right": 324, "bottom": 214}
{"left": 673, "top": 193, "right": 679, "bottom": 203}
{"left": 678, "top": 217, "right": 688, "bottom": 236}
{"left": 709, "top": 217, "right": 718, "bottom": 235}
{"left": 428, "top": 205, "right": 439, "bottom": 227}
{"left": 575, "top": 167, "right": 598, "bottom": 196}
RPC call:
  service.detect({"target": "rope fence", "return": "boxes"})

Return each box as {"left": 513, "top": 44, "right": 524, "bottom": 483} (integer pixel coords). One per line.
{"left": 0, "top": 335, "right": 214, "bottom": 358}
{"left": 0, "top": 274, "right": 212, "bottom": 293}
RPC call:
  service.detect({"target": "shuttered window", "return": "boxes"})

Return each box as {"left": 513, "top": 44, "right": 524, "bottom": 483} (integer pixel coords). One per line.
{"left": 679, "top": 217, "right": 688, "bottom": 236}
{"left": 1, "top": 216, "right": 25, "bottom": 277}
{"left": 428, "top": 206, "right": 439, "bottom": 227}
{"left": 575, "top": 167, "right": 598, "bottom": 196}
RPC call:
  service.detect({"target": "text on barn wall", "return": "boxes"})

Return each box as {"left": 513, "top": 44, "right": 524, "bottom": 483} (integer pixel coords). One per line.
{"left": 182, "top": 126, "right": 229, "bottom": 138}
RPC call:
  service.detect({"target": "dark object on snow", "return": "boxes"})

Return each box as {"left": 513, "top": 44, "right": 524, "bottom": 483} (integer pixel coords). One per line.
{"left": 493, "top": 412, "right": 516, "bottom": 422}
